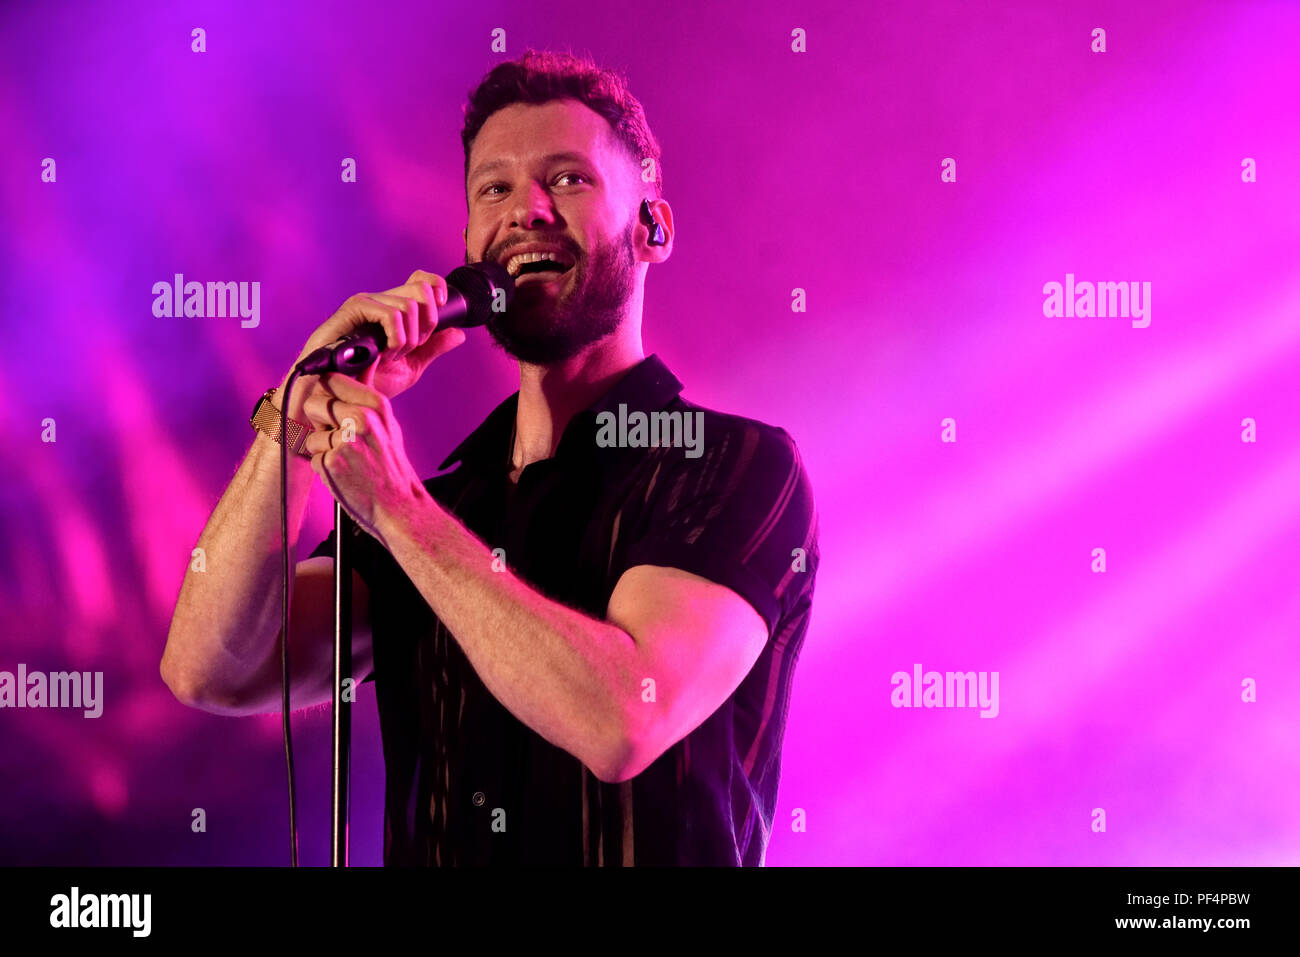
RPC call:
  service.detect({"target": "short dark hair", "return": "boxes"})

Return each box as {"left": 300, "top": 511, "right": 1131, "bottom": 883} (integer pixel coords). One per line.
{"left": 461, "top": 50, "right": 663, "bottom": 206}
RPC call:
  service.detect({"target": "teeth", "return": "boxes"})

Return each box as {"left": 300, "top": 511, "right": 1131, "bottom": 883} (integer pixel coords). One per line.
{"left": 505, "top": 250, "right": 574, "bottom": 276}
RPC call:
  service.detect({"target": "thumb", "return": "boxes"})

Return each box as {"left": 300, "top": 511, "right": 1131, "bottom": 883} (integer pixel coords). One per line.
{"left": 407, "top": 326, "right": 467, "bottom": 374}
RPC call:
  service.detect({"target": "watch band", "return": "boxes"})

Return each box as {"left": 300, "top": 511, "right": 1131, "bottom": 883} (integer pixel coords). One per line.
{"left": 250, "top": 387, "right": 313, "bottom": 458}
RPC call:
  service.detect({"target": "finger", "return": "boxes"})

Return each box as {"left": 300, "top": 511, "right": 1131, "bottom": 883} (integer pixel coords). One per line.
{"left": 359, "top": 360, "right": 378, "bottom": 389}
{"left": 320, "top": 372, "right": 386, "bottom": 410}
{"left": 380, "top": 272, "right": 448, "bottom": 304}
{"left": 302, "top": 390, "right": 346, "bottom": 429}
{"left": 338, "top": 293, "right": 407, "bottom": 358}
{"left": 378, "top": 277, "right": 446, "bottom": 344}
{"left": 366, "top": 292, "right": 419, "bottom": 359}
{"left": 414, "top": 279, "right": 440, "bottom": 340}
{"left": 285, "top": 377, "right": 325, "bottom": 418}
{"left": 405, "top": 325, "right": 467, "bottom": 375}
{"left": 303, "top": 427, "right": 335, "bottom": 456}
{"left": 402, "top": 270, "right": 449, "bottom": 312}
{"left": 329, "top": 401, "right": 368, "bottom": 436}
{"left": 356, "top": 293, "right": 408, "bottom": 356}
{"left": 303, "top": 398, "right": 371, "bottom": 442}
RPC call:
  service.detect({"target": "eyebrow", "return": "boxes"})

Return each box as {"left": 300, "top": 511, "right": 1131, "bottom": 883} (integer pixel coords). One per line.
{"left": 468, "top": 151, "right": 596, "bottom": 184}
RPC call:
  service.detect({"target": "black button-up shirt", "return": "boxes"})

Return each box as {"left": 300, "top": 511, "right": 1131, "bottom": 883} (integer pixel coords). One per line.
{"left": 310, "top": 354, "right": 818, "bottom": 865}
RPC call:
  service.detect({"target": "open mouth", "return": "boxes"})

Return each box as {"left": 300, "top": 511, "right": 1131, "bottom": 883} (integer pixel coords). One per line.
{"left": 504, "top": 249, "right": 577, "bottom": 283}
{"left": 512, "top": 259, "right": 575, "bottom": 285}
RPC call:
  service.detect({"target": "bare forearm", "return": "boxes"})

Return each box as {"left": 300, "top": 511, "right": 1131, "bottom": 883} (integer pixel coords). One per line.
{"left": 376, "top": 487, "right": 640, "bottom": 780}
{"left": 162, "top": 378, "right": 316, "bottom": 699}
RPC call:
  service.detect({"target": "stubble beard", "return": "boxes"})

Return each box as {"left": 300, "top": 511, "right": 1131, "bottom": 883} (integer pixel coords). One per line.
{"left": 475, "top": 219, "right": 637, "bottom": 366}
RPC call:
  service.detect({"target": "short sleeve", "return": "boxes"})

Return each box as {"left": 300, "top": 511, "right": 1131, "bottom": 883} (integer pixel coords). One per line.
{"left": 620, "top": 419, "right": 819, "bottom": 638}
{"left": 305, "top": 520, "right": 381, "bottom": 684}
{"left": 306, "top": 517, "right": 379, "bottom": 575}
{"left": 306, "top": 528, "right": 338, "bottom": 561}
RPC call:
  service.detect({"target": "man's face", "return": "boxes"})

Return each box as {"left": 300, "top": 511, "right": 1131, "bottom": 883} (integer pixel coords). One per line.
{"left": 464, "top": 99, "right": 641, "bottom": 365}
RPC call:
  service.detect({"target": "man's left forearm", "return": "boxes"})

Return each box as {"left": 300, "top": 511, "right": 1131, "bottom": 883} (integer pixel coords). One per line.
{"left": 374, "top": 484, "right": 641, "bottom": 782}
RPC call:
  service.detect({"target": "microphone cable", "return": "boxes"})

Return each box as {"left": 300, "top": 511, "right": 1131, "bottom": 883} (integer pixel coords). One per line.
{"left": 279, "top": 369, "right": 303, "bottom": 867}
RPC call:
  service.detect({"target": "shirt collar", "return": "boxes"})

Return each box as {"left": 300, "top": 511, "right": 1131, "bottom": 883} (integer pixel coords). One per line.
{"left": 437, "top": 353, "right": 685, "bottom": 473}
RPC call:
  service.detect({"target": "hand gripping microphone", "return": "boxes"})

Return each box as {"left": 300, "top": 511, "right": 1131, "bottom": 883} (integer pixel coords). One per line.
{"left": 296, "top": 260, "right": 514, "bottom": 377}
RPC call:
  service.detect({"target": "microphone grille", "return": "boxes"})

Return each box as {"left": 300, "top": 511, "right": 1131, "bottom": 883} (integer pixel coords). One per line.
{"left": 446, "top": 261, "right": 515, "bottom": 326}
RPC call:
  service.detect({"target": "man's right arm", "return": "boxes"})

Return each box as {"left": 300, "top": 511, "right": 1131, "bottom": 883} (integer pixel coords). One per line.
{"left": 160, "top": 270, "right": 464, "bottom": 715}
{"left": 160, "top": 372, "right": 373, "bottom": 717}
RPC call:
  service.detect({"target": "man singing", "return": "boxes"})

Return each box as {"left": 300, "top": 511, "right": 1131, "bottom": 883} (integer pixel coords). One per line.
{"left": 162, "top": 50, "right": 819, "bottom": 866}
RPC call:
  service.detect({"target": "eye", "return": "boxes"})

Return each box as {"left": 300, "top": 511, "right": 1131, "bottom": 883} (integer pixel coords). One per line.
{"left": 556, "top": 172, "right": 589, "bottom": 186}
{"left": 481, "top": 182, "right": 507, "bottom": 197}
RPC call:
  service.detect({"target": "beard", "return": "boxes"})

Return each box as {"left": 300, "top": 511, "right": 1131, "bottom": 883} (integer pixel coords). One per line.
{"left": 472, "top": 219, "right": 636, "bottom": 365}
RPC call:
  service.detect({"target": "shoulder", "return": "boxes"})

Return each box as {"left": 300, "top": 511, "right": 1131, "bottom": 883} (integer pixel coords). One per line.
{"left": 643, "top": 399, "right": 819, "bottom": 559}
{"left": 666, "top": 398, "right": 816, "bottom": 501}
{"left": 627, "top": 399, "right": 819, "bottom": 630}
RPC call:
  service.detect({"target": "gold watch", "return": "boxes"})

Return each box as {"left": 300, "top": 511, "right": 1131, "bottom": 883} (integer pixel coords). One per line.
{"left": 250, "top": 387, "right": 313, "bottom": 458}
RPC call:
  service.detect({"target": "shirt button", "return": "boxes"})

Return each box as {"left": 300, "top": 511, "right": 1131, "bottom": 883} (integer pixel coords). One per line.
{"left": 472, "top": 791, "right": 486, "bottom": 807}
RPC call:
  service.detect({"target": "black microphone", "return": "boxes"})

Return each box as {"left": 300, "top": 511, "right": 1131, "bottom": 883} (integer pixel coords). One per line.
{"left": 296, "top": 260, "right": 514, "bottom": 377}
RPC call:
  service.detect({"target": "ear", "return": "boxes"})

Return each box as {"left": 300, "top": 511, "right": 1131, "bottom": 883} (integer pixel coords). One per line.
{"left": 639, "top": 198, "right": 674, "bottom": 263}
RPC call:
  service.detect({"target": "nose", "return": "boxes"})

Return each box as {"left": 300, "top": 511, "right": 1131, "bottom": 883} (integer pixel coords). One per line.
{"left": 509, "top": 180, "right": 560, "bottom": 230}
